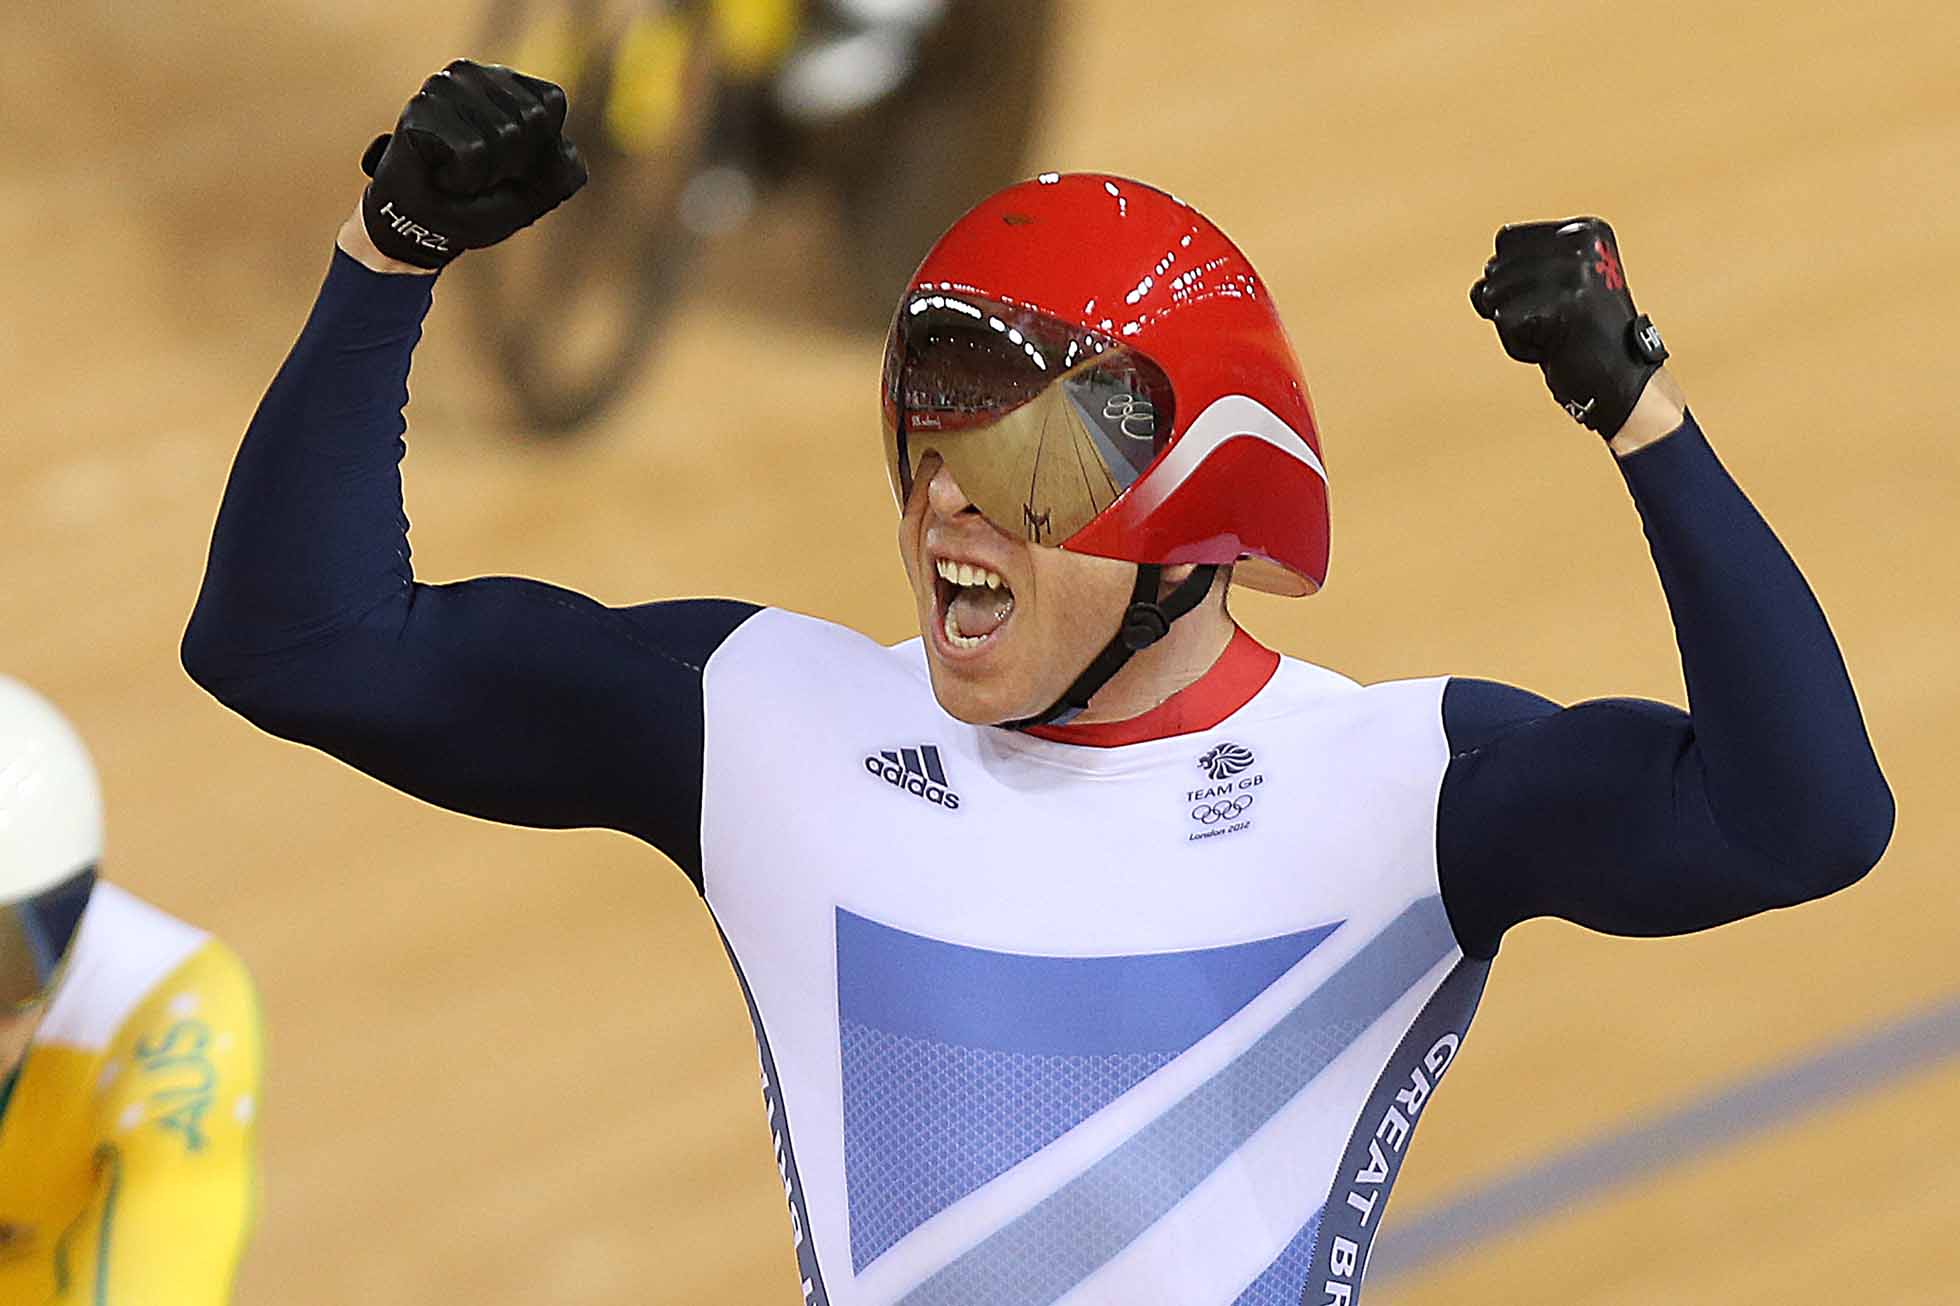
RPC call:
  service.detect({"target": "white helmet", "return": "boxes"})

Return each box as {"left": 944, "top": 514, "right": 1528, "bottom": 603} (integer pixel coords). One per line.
{"left": 0, "top": 676, "right": 103, "bottom": 902}
{"left": 1, "top": 677, "right": 102, "bottom": 1008}
{"left": 1, "top": 674, "right": 100, "bottom": 1000}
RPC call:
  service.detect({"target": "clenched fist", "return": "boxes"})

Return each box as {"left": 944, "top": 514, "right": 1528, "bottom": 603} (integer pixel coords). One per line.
{"left": 1470, "top": 218, "right": 1669, "bottom": 439}
{"left": 359, "top": 59, "right": 588, "bottom": 270}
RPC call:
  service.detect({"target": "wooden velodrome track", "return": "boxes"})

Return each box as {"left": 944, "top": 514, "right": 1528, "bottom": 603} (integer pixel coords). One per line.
{"left": 5, "top": 1, "right": 1956, "bottom": 1301}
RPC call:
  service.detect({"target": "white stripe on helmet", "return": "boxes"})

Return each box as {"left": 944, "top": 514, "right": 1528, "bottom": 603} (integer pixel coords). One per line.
{"left": 1127, "top": 394, "right": 1326, "bottom": 514}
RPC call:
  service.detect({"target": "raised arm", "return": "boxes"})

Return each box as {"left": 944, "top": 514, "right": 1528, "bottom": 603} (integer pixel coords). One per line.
{"left": 181, "top": 62, "right": 756, "bottom": 883}
{"left": 1438, "top": 221, "right": 1893, "bottom": 959}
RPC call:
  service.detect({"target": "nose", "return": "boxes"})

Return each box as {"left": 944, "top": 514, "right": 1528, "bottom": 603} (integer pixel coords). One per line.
{"left": 926, "top": 461, "right": 978, "bottom": 519}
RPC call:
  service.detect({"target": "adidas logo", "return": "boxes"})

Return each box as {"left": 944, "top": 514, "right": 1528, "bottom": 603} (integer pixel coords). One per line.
{"left": 864, "top": 744, "right": 961, "bottom": 810}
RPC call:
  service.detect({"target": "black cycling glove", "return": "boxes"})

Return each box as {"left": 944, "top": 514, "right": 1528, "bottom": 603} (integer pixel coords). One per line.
{"left": 360, "top": 60, "right": 588, "bottom": 270}
{"left": 1470, "top": 218, "right": 1668, "bottom": 438}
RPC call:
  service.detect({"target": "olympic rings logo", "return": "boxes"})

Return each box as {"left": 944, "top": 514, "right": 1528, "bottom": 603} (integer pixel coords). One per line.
{"left": 1190, "top": 795, "right": 1254, "bottom": 825}
{"left": 1102, "top": 392, "right": 1156, "bottom": 440}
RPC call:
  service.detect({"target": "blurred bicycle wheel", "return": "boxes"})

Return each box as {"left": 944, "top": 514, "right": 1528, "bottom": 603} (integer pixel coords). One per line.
{"left": 463, "top": 0, "right": 723, "bottom": 433}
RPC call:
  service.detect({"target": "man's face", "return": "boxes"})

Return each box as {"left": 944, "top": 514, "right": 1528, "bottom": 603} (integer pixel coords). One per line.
{"left": 899, "top": 457, "right": 1138, "bottom": 725}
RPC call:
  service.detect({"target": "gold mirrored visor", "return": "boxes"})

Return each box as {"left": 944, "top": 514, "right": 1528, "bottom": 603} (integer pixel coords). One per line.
{"left": 1, "top": 865, "right": 95, "bottom": 1011}
{"left": 883, "top": 292, "right": 1175, "bottom": 546}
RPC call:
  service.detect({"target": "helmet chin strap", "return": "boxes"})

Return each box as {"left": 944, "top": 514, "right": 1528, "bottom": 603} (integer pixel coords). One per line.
{"left": 1003, "top": 563, "right": 1221, "bottom": 731}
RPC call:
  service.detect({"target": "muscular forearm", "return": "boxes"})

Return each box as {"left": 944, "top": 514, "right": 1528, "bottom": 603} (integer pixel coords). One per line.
{"left": 179, "top": 240, "right": 754, "bottom": 865}
{"left": 182, "top": 248, "right": 433, "bottom": 689}
{"left": 177, "top": 70, "right": 744, "bottom": 866}
{"left": 1439, "top": 412, "right": 1893, "bottom": 956}
{"left": 1618, "top": 411, "right": 1893, "bottom": 872}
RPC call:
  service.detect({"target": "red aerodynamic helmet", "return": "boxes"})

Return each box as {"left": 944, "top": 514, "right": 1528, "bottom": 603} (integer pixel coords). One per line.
{"left": 881, "top": 172, "right": 1328, "bottom": 596}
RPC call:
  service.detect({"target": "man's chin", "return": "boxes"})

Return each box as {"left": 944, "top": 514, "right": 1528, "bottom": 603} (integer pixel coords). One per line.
{"left": 924, "top": 660, "right": 1044, "bottom": 728}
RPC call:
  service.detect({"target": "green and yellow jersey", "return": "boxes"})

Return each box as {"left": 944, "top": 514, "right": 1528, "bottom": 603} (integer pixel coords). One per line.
{"left": 0, "top": 884, "right": 260, "bottom": 1304}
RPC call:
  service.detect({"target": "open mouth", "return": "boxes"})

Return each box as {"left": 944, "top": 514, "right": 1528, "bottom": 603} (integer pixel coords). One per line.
{"left": 934, "top": 558, "right": 1017, "bottom": 652}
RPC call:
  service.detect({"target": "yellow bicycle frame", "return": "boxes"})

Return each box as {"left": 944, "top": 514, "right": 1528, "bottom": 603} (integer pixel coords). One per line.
{"left": 509, "top": 0, "right": 802, "bottom": 154}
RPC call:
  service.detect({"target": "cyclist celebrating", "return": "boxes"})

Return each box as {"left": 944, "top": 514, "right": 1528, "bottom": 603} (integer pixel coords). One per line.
{"left": 0, "top": 677, "right": 261, "bottom": 1304}
{"left": 183, "top": 63, "right": 1890, "bottom": 1304}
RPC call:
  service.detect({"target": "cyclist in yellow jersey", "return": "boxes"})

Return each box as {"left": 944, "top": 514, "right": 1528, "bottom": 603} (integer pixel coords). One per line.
{"left": 0, "top": 676, "right": 261, "bottom": 1304}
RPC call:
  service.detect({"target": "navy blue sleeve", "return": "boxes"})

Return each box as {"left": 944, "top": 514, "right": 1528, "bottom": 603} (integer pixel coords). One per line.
{"left": 1436, "top": 414, "right": 1894, "bottom": 960}
{"left": 181, "top": 250, "right": 758, "bottom": 886}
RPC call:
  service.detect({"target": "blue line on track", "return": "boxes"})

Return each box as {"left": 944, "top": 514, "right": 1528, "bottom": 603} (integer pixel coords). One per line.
{"left": 1370, "top": 993, "right": 1960, "bottom": 1280}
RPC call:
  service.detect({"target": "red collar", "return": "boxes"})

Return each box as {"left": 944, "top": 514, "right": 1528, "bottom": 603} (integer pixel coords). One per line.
{"left": 1024, "top": 627, "right": 1280, "bottom": 747}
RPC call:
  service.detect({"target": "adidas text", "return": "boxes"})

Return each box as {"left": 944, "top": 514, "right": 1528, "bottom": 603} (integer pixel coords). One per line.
{"left": 865, "top": 745, "right": 960, "bottom": 810}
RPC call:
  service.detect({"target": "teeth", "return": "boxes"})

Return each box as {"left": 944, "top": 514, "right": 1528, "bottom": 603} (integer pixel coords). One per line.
{"left": 934, "top": 558, "right": 1006, "bottom": 590}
